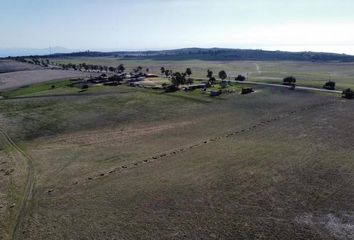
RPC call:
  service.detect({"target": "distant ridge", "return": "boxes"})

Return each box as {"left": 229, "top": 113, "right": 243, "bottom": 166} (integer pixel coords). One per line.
{"left": 4, "top": 48, "right": 354, "bottom": 62}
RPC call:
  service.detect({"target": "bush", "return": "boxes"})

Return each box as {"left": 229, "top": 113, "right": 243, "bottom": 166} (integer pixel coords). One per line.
{"left": 323, "top": 81, "right": 336, "bottom": 90}
{"left": 164, "top": 85, "right": 179, "bottom": 92}
{"left": 283, "top": 76, "right": 296, "bottom": 85}
{"left": 235, "top": 75, "right": 246, "bottom": 81}
{"left": 342, "top": 88, "right": 354, "bottom": 99}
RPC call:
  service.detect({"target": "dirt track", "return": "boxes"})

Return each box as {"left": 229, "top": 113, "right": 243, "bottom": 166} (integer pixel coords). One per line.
{"left": 0, "top": 128, "right": 35, "bottom": 240}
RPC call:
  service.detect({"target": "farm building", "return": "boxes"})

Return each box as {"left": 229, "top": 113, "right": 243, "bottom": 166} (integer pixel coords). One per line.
{"left": 145, "top": 74, "right": 159, "bottom": 78}
{"left": 183, "top": 83, "right": 207, "bottom": 91}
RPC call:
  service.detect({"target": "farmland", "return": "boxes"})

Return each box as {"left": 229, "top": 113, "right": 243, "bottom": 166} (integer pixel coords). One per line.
{"left": 51, "top": 57, "right": 354, "bottom": 90}
{"left": 0, "top": 60, "right": 93, "bottom": 91}
{"left": 0, "top": 59, "right": 353, "bottom": 239}
{"left": 0, "top": 60, "right": 42, "bottom": 74}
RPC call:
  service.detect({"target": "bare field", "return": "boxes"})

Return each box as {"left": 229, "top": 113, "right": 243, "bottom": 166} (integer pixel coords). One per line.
{"left": 0, "top": 69, "right": 89, "bottom": 91}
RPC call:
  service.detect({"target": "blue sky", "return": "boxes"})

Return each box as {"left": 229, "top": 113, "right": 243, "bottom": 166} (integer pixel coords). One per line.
{"left": 1, "top": 0, "right": 354, "bottom": 54}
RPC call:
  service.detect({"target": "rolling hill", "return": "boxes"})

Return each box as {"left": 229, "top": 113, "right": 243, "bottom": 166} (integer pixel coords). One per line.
{"left": 44, "top": 48, "right": 354, "bottom": 62}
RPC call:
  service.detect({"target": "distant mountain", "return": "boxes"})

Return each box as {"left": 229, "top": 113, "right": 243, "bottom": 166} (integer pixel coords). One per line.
{"left": 0, "top": 47, "right": 74, "bottom": 57}
{"left": 46, "top": 48, "right": 354, "bottom": 62}
{"left": 3, "top": 47, "right": 354, "bottom": 62}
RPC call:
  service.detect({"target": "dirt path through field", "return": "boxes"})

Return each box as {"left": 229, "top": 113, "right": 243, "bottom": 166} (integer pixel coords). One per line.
{"left": 0, "top": 128, "right": 35, "bottom": 240}
{"left": 254, "top": 63, "right": 261, "bottom": 74}
{"left": 67, "top": 98, "right": 338, "bottom": 187}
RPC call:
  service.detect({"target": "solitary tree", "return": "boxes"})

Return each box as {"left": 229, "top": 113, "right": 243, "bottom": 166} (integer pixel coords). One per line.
{"left": 185, "top": 68, "right": 192, "bottom": 77}
{"left": 161, "top": 67, "right": 166, "bottom": 74}
{"left": 207, "top": 69, "right": 213, "bottom": 79}
{"left": 117, "top": 64, "right": 125, "bottom": 73}
{"left": 219, "top": 70, "right": 227, "bottom": 81}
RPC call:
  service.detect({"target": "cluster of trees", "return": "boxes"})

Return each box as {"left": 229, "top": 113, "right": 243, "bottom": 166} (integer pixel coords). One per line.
{"left": 170, "top": 68, "right": 194, "bottom": 86}
{"left": 60, "top": 63, "right": 126, "bottom": 73}
{"left": 11, "top": 57, "right": 31, "bottom": 63}
{"left": 12, "top": 57, "right": 51, "bottom": 67}
{"left": 162, "top": 67, "right": 232, "bottom": 88}
{"left": 164, "top": 67, "right": 235, "bottom": 89}
{"left": 132, "top": 66, "right": 150, "bottom": 76}
{"left": 160, "top": 67, "right": 173, "bottom": 77}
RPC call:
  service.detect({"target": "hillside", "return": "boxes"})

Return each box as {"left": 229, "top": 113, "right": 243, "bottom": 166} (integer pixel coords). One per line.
{"left": 45, "top": 48, "right": 354, "bottom": 62}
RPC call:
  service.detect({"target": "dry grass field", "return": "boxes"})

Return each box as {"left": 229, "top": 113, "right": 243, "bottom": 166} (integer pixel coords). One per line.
{"left": 0, "top": 60, "right": 43, "bottom": 74}
{"left": 0, "top": 59, "right": 353, "bottom": 239}
{"left": 0, "top": 69, "right": 90, "bottom": 91}
{"left": 0, "top": 60, "right": 96, "bottom": 91}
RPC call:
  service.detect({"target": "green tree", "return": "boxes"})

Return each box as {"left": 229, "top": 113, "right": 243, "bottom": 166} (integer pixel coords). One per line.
{"left": 160, "top": 67, "right": 165, "bottom": 74}
{"left": 165, "top": 69, "right": 172, "bottom": 77}
{"left": 219, "top": 70, "right": 227, "bottom": 81}
{"left": 171, "top": 72, "right": 186, "bottom": 86}
{"left": 118, "top": 64, "right": 125, "bottom": 73}
{"left": 185, "top": 68, "right": 192, "bottom": 77}
{"left": 207, "top": 69, "right": 213, "bottom": 79}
